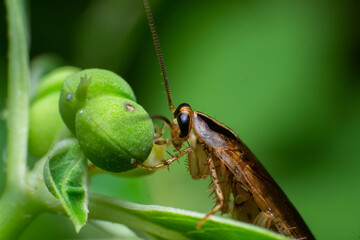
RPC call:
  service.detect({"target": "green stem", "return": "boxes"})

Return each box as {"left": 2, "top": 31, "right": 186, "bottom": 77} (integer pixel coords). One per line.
{"left": 5, "top": 0, "right": 30, "bottom": 187}
{"left": 0, "top": 157, "right": 54, "bottom": 239}
{"left": 0, "top": 0, "right": 36, "bottom": 237}
{"left": 0, "top": 190, "right": 42, "bottom": 240}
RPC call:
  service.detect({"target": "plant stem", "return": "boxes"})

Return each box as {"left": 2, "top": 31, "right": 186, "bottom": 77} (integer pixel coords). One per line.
{"left": 0, "top": 156, "right": 61, "bottom": 240}
{"left": 0, "top": 190, "right": 42, "bottom": 240}
{"left": 5, "top": 0, "right": 30, "bottom": 187}
{"left": 0, "top": 0, "right": 35, "bottom": 237}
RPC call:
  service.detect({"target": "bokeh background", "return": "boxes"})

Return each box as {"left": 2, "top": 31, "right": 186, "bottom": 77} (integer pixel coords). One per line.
{"left": 1, "top": 0, "right": 360, "bottom": 239}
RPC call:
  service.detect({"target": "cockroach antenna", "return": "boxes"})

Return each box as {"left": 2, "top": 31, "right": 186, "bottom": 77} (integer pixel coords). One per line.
{"left": 143, "top": 0, "right": 175, "bottom": 113}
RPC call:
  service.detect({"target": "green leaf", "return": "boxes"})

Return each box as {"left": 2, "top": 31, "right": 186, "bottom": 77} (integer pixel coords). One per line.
{"left": 89, "top": 194, "right": 288, "bottom": 240}
{"left": 44, "top": 138, "right": 88, "bottom": 232}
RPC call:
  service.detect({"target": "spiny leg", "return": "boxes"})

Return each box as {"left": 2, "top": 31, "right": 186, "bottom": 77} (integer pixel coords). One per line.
{"left": 132, "top": 146, "right": 192, "bottom": 169}
{"left": 196, "top": 157, "right": 224, "bottom": 229}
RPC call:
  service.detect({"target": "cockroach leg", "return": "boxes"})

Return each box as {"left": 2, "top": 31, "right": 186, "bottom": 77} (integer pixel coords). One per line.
{"left": 154, "top": 122, "right": 166, "bottom": 140}
{"left": 132, "top": 146, "right": 192, "bottom": 169}
{"left": 154, "top": 139, "right": 169, "bottom": 145}
{"left": 151, "top": 115, "right": 172, "bottom": 128}
{"left": 154, "top": 133, "right": 161, "bottom": 140}
{"left": 152, "top": 115, "right": 173, "bottom": 144}
{"left": 154, "top": 124, "right": 159, "bottom": 133}
{"left": 253, "top": 211, "right": 274, "bottom": 229}
{"left": 196, "top": 157, "right": 224, "bottom": 229}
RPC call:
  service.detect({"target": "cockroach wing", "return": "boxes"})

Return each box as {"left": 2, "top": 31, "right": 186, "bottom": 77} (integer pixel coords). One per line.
{"left": 192, "top": 111, "right": 275, "bottom": 187}
{"left": 192, "top": 111, "right": 235, "bottom": 149}
{"left": 214, "top": 148, "right": 314, "bottom": 239}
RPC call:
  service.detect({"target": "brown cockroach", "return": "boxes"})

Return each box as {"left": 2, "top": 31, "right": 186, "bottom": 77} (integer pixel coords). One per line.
{"left": 132, "top": 1, "right": 315, "bottom": 239}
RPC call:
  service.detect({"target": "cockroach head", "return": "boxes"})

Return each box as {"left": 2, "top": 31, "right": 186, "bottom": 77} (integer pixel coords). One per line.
{"left": 173, "top": 103, "right": 192, "bottom": 139}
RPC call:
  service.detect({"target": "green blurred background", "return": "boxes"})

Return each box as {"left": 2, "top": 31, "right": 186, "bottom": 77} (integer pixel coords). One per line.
{"left": 1, "top": 0, "right": 360, "bottom": 239}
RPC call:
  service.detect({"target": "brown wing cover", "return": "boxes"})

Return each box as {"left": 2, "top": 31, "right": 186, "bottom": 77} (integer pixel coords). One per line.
{"left": 193, "top": 111, "right": 315, "bottom": 239}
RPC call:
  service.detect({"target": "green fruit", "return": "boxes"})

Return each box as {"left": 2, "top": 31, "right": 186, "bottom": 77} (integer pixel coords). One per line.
{"left": 29, "top": 66, "right": 80, "bottom": 157}
{"left": 59, "top": 69, "right": 154, "bottom": 172}
{"left": 59, "top": 69, "right": 136, "bottom": 133}
{"left": 76, "top": 97, "right": 153, "bottom": 172}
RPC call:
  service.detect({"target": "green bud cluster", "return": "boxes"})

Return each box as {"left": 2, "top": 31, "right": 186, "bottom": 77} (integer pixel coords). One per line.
{"left": 59, "top": 69, "right": 154, "bottom": 172}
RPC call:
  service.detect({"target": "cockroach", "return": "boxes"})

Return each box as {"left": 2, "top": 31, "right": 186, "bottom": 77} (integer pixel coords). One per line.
{"left": 132, "top": 1, "right": 315, "bottom": 239}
